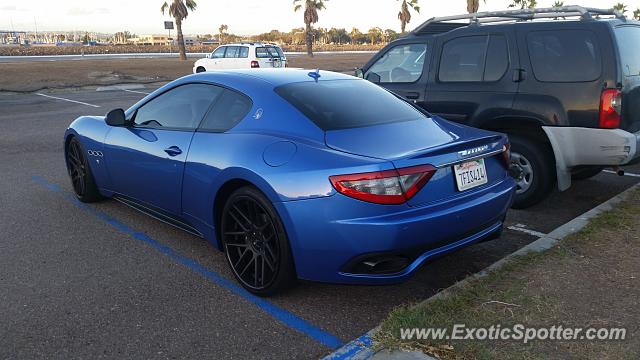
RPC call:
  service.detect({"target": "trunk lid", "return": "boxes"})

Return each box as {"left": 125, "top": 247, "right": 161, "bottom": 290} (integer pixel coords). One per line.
{"left": 325, "top": 117, "right": 508, "bottom": 206}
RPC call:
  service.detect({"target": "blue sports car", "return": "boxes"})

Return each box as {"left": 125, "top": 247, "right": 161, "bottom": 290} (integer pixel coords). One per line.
{"left": 64, "top": 69, "right": 516, "bottom": 295}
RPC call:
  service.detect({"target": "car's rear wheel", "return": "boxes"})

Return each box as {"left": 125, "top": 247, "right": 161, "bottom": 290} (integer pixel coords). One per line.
{"left": 66, "top": 137, "right": 102, "bottom": 203}
{"left": 221, "top": 186, "right": 296, "bottom": 296}
{"left": 509, "top": 135, "right": 555, "bottom": 209}
{"left": 196, "top": 66, "right": 206, "bottom": 73}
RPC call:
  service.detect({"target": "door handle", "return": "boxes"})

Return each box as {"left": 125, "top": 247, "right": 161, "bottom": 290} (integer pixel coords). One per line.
{"left": 164, "top": 146, "right": 183, "bottom": 157}
{"left": 405, "top": 92, "right": 420, "bottom": 100}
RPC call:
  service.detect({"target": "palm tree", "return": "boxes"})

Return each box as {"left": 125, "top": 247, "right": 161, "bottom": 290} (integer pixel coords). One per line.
{"left": 552, "top": 1, "right": 564, "bottom": 7}
{"left": 509, "top": 0, "right": 537, "bottom": 9}
{"left": 397, "top": 0, "right": 420, "bottom": 33}
{"left": 293, "top": 0, "right": 328, "bottom": 57}
{"left": 218, "top": 24, "right": 228, "bottom": 45}
{"left": 634, "top": 8, "right": 640, "bottom": 20}
{"left": 467, "top": 0, "right": 480, "bottom": 14}
{"left": 161, "top": 0, "right": 197, "bottom": 60}
{"left": 612, "top": 3, "right": 627, "bottom": 15}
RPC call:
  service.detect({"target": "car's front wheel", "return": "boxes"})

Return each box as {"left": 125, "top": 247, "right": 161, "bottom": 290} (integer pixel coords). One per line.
{"left": 195, "top": 66, "right": 206, "bottom": 73}
{"left": 509, "top": 135, "right": 555, "bottom": 209}
{"left": 66, "top": 137, "right": 103, "bottom": 203}
{"left": 220, "top": 186, "right": 296, "bottom": 296}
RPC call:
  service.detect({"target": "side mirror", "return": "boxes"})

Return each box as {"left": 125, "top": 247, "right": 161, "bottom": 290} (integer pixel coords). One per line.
{"left": 105, "top": 108, "right": 126, "bottom": 126}
{"left": 206, "top": 53, "right": 212, "bottom": 59}
{"left": 366, "top": 72, "right": 381, "bottom": 84}
{"left": 354, "top": 68, "right": 364, "bottom": 78}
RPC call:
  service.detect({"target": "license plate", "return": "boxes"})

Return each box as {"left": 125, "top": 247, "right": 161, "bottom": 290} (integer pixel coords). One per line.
{"left": 454, "top": 159, "right": 488, "bottom": 191}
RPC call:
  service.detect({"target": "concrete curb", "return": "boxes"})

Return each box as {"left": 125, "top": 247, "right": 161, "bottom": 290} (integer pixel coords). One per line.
{"left": 322, "top": 183, "right": 639, "bottom": 360}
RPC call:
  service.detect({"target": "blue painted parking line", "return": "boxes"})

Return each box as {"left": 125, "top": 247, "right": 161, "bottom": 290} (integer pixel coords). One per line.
{"left": 322, "top": 332, "right": 374, "bottom": 360}
{"left": 32, "top": 175, "right": 344, "bottom": 350}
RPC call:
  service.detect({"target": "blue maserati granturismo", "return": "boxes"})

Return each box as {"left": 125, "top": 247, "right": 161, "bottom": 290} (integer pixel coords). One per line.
{"left": 64, "top": 69, "right": 516, "bottom": 295}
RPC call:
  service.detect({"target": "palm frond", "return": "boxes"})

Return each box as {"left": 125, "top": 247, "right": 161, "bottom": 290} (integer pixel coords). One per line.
{"left": 160, "top": 1, "right": 169, "bottom": 14}
{"left": 185, "top": 0, "right": 197, "bottom": 11}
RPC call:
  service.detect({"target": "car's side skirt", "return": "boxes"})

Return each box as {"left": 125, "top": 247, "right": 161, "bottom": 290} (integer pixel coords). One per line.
{"left": 112, "top": 195, "right": 204, "bottom": 238}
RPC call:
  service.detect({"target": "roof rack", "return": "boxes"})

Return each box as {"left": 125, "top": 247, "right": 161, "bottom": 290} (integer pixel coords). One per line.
{"left": 413, "top": 6, "right": 625, "bottom": 35}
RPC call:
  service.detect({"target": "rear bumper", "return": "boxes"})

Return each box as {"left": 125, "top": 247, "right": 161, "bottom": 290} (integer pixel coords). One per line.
{"left": 543, "top": 127, "right": 640, "bottom": 190}
{"left": 274, "top": 177, "right": 516, "bottom": 285}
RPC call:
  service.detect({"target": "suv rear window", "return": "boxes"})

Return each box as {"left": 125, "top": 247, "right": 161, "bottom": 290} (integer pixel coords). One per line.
{"left": 527, "top": 30, "right": 601, "bottom": 82}
{"left": 275, "top": 79, "right": 425, "bottom": 131}
{"left": 614, "top": 26, "right": 640, "bottom": 77}
{"left": 256, "top": 47, "right": 283, "bottom": 58}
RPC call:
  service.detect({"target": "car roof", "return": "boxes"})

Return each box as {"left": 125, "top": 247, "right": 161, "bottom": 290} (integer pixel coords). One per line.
{"left": 220, "top": 42, "right": 282, "bottom": 48}
{"left": 187, "top": 68, "right": 356, "bottom": 87}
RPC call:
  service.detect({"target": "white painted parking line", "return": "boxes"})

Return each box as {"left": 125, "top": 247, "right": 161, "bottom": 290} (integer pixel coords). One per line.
{"left": 603, "top": 170, "right": 640, "bottom": 178}
{"left": 121, "top": 89, "right": 151, "bottom": 95}
{"left": 35, "top": 93, "right": 101, "bottom": 108}
{"left": 507, "top": 224, "right": 547, "bottom": 238}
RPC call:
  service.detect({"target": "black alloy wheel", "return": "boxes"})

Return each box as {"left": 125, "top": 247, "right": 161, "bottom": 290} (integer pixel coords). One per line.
{"left": 221, "top": 187, "right": 295, "bottom": 296}
{"left": 66, "top": 137, "right": 102, "bottom": 203}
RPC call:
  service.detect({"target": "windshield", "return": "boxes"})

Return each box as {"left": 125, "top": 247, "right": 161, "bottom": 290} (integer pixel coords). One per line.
{"left": 615, "top": 26, "right": 640, "bottom": 77}
{"left": 275, "top": 79, "right": 426, "bottom": 131}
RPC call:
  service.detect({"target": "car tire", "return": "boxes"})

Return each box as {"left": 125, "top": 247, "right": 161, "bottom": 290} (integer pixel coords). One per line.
{"left": 571, "top": 166, "right": 604, "bottom": 181}
{"left": 196, "top": 66, "right": 206, "bottom": 73}
{"left": 509, "top": 135, "right": 555, "bottom": 209}
{"left": 220, "top": 186, "right": 296, "bottom": 296}
{"left": 66, "top": 137, "right": 103, "bottom": 203}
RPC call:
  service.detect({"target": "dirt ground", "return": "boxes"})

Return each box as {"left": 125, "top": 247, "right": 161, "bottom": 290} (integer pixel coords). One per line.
{"left": 0, "top": 53, "right": 374, "bottom": 92}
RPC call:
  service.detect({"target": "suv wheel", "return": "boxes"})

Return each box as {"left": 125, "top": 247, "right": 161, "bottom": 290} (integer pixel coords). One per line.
{"left": 509, "top": 135, "right": 555, "bottom": 209}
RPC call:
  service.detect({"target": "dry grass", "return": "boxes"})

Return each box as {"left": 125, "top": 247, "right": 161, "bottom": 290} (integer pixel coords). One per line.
{"left": 375, "top": 189, "right": 640, "bottom": 359}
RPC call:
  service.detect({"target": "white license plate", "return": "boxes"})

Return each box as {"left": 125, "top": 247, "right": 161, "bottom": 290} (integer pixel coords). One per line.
{"left": 454, "top": 159, "right": 488, "bottom": 191}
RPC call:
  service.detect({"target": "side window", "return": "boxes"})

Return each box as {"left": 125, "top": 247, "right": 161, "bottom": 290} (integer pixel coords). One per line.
{"left": 484, "top": 35, "right": 509, "bottom": 82}
{"left": 365, "top": 44, "right": 427, "bottom": 83}
{"left": 238, "top": 46, "right": 249, "bottom": 58}
{"left": 134, "top": 84, "right": 224, "bottom": 129}
{"left": 211, "top": 47, "right": 226, "bottom": 58}
{"left": 527, "top": 30, "right": 601, "bottom": 82}
{"left": 224, "top": 46, "right": 239, "bottom": 58}
{"left": 199, "top": 90, "right": 252, "bottom": 132}
{"left": 439, "top": 36, "right": 487, "bottom": 82}
{"left": 255, "top": 47, "right": 270, "bottom": 58}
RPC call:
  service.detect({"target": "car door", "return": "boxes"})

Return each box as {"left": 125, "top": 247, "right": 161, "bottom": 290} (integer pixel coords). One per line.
{"left": 103, "top": 83, "right": 224, "bottom": 214}
{"left": 206, "top": 46, "right": 227, "bottom": 70}
{"left": 424, "top": 30, "right": 519, "bottom": 126}
{"left": 223, "top": 46, "right": 239, "bottom": 69}
{"left": 363, "top": 40, "right": 431, "bottom": 106}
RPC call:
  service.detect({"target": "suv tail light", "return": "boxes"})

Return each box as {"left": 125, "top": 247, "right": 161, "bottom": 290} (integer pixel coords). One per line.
{"left": 600, "top": 89, "right": 622, "bottom": 129}
{"left": 329, "top": 165, "right": 436, "bottom": 205}
{"left": 500, "top": 143, "right": 511, "bottom": 169}
{"left": 250, "top": 61, "right": 260, "bottom": 68}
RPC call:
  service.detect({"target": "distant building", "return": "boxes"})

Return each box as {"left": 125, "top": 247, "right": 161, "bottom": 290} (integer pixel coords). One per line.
{"left": 128, "top": 34, "right": 170, "bottom": 45}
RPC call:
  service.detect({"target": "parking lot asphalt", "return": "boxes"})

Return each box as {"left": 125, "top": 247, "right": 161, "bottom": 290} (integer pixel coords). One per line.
{"left": 1, "top": 87, "right": 639, "bottom": 359}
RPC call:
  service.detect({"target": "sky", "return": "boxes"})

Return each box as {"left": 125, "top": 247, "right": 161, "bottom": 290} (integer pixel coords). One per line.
{"left": 2, "top": 0, "right": 639, "bottom": 35}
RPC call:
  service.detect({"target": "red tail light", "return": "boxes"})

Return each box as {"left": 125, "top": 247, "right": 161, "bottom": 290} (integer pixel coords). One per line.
{"left": 600, "top": 89, "right": 622, "bottom": 129}
{"left": 329, "top": 165, "right": 436, "bottom": 205}
{"left": 500, "top": 143, "right": 511, "bottom": 169}
{"left": 251, "top": 61, "right": 260, "bottom": 68}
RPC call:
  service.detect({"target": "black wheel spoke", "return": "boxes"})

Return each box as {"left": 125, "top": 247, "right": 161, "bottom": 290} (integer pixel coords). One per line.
{"left": 222, "top": 195, "right": 281, "bottom": 291}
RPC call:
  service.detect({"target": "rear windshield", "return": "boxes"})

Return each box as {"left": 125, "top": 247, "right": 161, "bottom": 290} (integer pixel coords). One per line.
{"left": 275, "top": 79, "right": 425, "bottom": 131}
{"left": 256, "top": 46, "right": 283, "bottom": 59}
{"left": 615, "top": 26, "right": 640, "bottom": 77}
